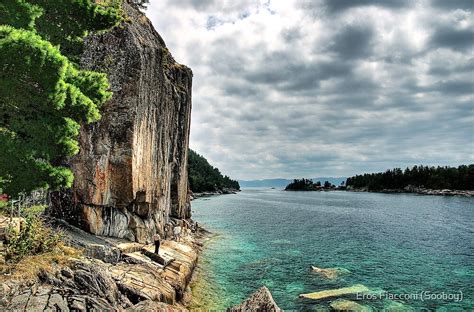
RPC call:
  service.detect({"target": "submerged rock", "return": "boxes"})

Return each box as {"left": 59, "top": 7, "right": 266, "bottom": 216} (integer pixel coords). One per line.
{"left": 227, "top": 286, "right": 283, "bottom": 312}
{"left": 382, "top": 300, "right": 416, "bottom": 311}
{"left": 330, "top": 300, "right": 372, "bottom": 311}
{"left": 311, "top": 266, "right": 350, "bottom": 279}
{"left": 299, "top": 284, "right": 370, "bottom": 300}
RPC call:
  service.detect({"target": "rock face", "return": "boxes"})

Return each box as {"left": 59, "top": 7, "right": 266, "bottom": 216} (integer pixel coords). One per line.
{"left": 50, "top": 1, "right": 193, "bottom": 243}
{"left": 227, "top": 286, "right": 282, "bottom": 312}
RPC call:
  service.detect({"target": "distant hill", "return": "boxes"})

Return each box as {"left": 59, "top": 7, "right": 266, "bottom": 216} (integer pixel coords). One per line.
{"left": 239, "top": 177, "right": 347, "bottom": 188}
{"left": 188, "top": 149, "right": 240, "bottom": 193}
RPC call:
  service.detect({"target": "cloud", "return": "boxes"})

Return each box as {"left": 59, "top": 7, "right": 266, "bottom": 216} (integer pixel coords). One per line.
{"left": 145, "top": 0, "right": 474, "bottom": 179}
{"left": 322, "top": 0, "right": 412, "bottom": 13}
{"left": 430, "top": 0, "right": 473, "bottom": 11}
{"left": 327, "top": 24, "right": 375, "bottom": 59}
{"left": 430, "top": 26, "right": 474, "bottom": 51}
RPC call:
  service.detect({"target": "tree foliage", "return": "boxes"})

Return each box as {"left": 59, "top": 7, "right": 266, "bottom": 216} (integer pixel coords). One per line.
{"left": 0, "top": 0, "right": 121, "bottom": 197}
{"left": 346, "top": 164, "right": 474, "bottom": 191}
{"left": 285, "top": 178, "right": 314, "bottom": 191}
{"left": 188, "top": 149, "right": 240, "bottom": 193}
{"left": 285, "top": 178, "right": 334, "bottom": 190}
{"left": 0, "top": 0, "right": 122, "bottom": 59}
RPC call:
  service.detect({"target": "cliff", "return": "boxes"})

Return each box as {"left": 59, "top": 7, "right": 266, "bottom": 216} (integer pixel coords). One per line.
{"left": 50, "top": 1, "right": 192, "bottom": 244}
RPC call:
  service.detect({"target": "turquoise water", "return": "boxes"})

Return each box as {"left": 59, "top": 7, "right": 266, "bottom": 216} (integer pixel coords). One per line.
{"left": 191, "top": 189, "right": 473, "bottom": 311}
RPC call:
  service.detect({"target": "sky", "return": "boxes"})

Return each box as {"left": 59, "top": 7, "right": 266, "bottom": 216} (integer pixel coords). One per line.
{"left": 145, "top": 0, "right": 474, "bottom": 180}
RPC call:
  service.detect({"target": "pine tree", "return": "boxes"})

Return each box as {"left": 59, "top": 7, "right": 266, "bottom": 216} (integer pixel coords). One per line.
{"left": 0, "top": 0, "right": 121, "bottom": 197}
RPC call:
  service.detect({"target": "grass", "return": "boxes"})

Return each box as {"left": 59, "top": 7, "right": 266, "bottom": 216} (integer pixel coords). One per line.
{"left": 0, "top": 211, "right": 82, "bottom": 282}
{"left": 0, "top": 245, "right": 81, "bottom": 283}
{"left": 0, "top": 204, "right": 46, "bottom": 218}
{"left": 0, "top": 204, "right": 83, "bottom": 285}
{"left": 5, "top": 215, "right": 64, "bottom": 263}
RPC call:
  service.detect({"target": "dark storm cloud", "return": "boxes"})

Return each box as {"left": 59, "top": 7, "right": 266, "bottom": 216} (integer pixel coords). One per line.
{"left": 327, "top": 24, "right": 374, "bottom": 59}
{"left": 221, "top": 81, "right": 263, "bottom": 99}
{"left": 432, "top": 80, "right": 474, "bottom": 95}
{"left": 429, "top": 26, "right": 474, "bottom": 52}
{"left": 243, "top": 56, "right": 352, "bottom": 93}
{"left": 324, "top": 0, "right": 411, "bottom": 12}
{"left": 300, "top": 0, "right": 412, "bottom": 14}
{"left": 430, "top": 0, "right": 473, "bottom": 11}
{"left": 428, "top": 58, "right": 474, "bottom": 76}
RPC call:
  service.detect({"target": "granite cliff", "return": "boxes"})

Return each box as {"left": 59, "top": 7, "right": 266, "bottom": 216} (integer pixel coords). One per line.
{"left": 50, "top": 1, "right": 192, "bottom": 244}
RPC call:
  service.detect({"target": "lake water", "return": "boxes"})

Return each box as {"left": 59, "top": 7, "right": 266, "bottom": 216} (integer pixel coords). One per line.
{"left": 190, "top": 189, "right": 473, "bottom": 311}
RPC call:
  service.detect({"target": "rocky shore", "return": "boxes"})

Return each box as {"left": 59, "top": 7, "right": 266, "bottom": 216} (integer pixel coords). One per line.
{"left": 348, "top": 185, "right": 474, "bottom": 197}
{"left": 190, "top": 188, "right": 240, "bottom": 200}
{"left": 0, "top": 219, "right": 206, "bottom": 311}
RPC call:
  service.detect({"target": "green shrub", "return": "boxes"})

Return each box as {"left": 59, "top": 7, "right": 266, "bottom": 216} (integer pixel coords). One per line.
{"left": 23, "top": 205, "right": 47, "bottom": 217}
{"left": 6, "top": 215, "right": 63, "bottom": 263}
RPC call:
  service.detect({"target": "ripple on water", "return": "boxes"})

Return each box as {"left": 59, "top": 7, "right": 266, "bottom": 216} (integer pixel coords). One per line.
{"left": 191, "top": 190, "right": 474, "bottom": 310}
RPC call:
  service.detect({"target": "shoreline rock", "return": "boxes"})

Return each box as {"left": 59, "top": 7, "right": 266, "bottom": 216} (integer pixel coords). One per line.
{"left": 190, "top": 188, "right": 240, "bottom": 200}
{"left": 227, "top": 286, "right": 282, "bottom": 312}
{"left": 0, "top": 220, "right": 207, "bottom": 311}
{"left": 348, "top": 185, "right": 474, "bottom": 197}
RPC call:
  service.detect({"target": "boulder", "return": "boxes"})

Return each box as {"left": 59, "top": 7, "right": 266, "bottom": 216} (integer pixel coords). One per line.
{"left": 227, "top": 286, "right": 282, "bottom": 312}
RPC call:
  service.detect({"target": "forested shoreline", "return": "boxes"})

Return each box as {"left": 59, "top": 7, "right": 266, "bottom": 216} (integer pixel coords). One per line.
{"left": 345, "top": 165, "right": 474, "bottom": 191}
{"left": 188, "top": 149, "right": 240, "bottom": 193}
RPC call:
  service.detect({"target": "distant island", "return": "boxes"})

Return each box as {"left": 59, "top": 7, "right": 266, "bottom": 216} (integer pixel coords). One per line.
{"left": 240, "top": 177, "right": 346, "bottom": 188}
{"left": 285, "top": 178, "right": 345, "bottom": 191}
{"left": 188, "top": 149, "right": 240, "bottom": 195}
{"left": 346, "top": 164, "right": 474, "bottom": 196}
{"left": 284, "top": 165, "right": 474, "bottom": 196}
